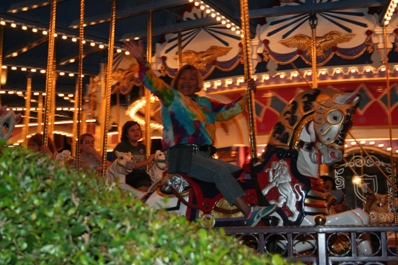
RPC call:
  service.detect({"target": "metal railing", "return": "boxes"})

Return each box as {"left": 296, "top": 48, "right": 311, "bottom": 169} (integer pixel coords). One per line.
{"left": 223, "top": 225, "right": 398, "bottom": 265}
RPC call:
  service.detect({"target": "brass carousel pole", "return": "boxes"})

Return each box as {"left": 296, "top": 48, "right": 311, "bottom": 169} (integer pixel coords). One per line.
{"left": 37, "top": 94, "right": 43, "bottom": 133}
{"left": 240, "top": 0, "right": 266, "bottom": 205}
{"left": 145, "top": 11, "right": 153, "bottom": 155}
{"left": 48, "top": 63, "right": 57, "bottom": 137}
{"left": 43, "top": 0, "right": 57, "bottom": 147}
{"left": 22, "top": 76, "right": 32, "bottom": 145}
{"left": 382, "top": 21, "right": 397, "bottom": 224}
{"left": 101, "top": 0, "right": 117, "bottom": 177}
{"left": 0, "top": 23, "right": 3, "bottom": 98}
{"left": 73, "top": 0, "right": 85, "bottom": 169}
{"left": 99, "top": 63, "right": 107, "bottom": 152}
{"left": 239, "top": 0, "right": 257, "bottom": 163}
{"left": 178, "top": 32, "right": 182, "bottom": 69}
{"left": 72, "top": 82, "right": 79, "bottom": 156}
{"left": 309, "top": 12, "right": 323, "bottom": 178}
{"left": 309, "top": 12, "right": 318, "bottom": 89}
{"left": 116, "top": 91, "right": 120, "bottom": 133}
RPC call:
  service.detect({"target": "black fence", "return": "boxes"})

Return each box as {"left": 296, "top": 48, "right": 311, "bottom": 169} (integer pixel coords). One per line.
{"left": 223, "top": 225, "right": 398, "bottom": 265}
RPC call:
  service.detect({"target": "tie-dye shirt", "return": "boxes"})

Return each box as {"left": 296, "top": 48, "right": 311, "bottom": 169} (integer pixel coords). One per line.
{"left": 139, "top": 62, "right": 247, "bottom": 150}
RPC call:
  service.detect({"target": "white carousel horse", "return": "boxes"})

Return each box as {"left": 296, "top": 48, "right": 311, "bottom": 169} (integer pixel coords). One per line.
{"left": 255, "top": 88, "right": 372, "bottom": 255}
{"left": 107, "top": 150, "right": 168, "bottom": 199}
{"left": 148, "top": 150, "right": 167, "bottom": 184}
{"left": 144, "top": 150, "right": 189, "bottom": 215}
{"left": 106, "top": 151, "right": 147, "bottom": 198}
{"left": 145, "top": 174, "right": 190, "bottom": 216}
{"left": 0, "top": 106, "right": 21, "bottom": 141}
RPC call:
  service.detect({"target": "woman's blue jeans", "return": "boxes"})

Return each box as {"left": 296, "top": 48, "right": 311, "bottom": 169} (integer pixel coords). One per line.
{"left": 187, "top": 150, "right": 245, "bottom": 205}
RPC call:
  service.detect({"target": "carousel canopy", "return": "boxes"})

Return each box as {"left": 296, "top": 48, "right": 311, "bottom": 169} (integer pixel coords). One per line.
{"left": 0, "top": 0, "right": 392, "bottom": 123}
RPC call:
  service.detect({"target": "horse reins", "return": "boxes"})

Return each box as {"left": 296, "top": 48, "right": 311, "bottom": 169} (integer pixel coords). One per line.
{"left": 155, "top": 158, "right": 167, "bottom": 171}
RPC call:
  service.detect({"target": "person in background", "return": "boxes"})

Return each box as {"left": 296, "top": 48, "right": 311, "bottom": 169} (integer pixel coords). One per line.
{"left": 321, "top": 175, "right": 352, "bottom": 213}
{"left": 158, "top": 65, "right": 173, "bottom": 85}
{"left": 321, "top": 175, "right": 336, "bottom": 193}
{"left": 79, "top": 133, "right": 111, "bottom": 174}
{"left": 27, "top": 133, "right": 57, "bottom": 157}
{"left": 112, "top": 121, "right": 155, "bottom": 192}
{"left": 123, "top": 39, "right": 277, "bottom": 227}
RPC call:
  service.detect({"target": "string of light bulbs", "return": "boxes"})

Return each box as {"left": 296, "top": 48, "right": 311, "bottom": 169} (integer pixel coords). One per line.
{"left": 383, "top": 0, "right": 398, "bottom": 25}
{"left": 188, "top": 0, "right": 242, "bottom": 36}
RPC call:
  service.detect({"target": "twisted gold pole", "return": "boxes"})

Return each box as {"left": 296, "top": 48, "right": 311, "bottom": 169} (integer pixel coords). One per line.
{"left": 101, "top": 0, "right": 116, "bottom": 177}
{"left": 74, "top": 0, "right": 85, "bottom": 169}
{"left": 37, "top": 94, "right": 43, "bottom": 133}
{"left": 99, "top": 64, "right": 106, "bottom": 152}
{"left": 239, "top": 0, "right": 257, "bottom": 162}
{"left": 239, "top": 0, "right": 268, "bottom": 207}
{"left": 48, "top": 64, "right": 56, "bottom": 138}
{"left": 43, "top": 0, "right": 57, "bottom": 146}
{"left": 0, "top": 24, "right": 3, "bottom": 97}
{"left": 72, "top": 81, "right": 79, "bottom": 156}
{"left": 22, "top": 76, "right": 32, "bottom": 145}
{"left": 116, "top": 91, "right": 120, "bottom": 134}
{"left": 309, "top": 12, "right": 318, "bottom": 89}
{"left": 178, "top": 32, "right": 182, "bottom": 69}
{"left": 145, "top": 11, "right": 153, "bottom": 155}
{"left": 382, "top": 22, "right": 396, "bottom": 224}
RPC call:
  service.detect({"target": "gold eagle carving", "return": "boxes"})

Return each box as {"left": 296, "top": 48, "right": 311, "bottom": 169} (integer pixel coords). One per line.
{"left": 279, "top": 31, "right": 356, "bottom": 57}
{"left": 111, "top": 62, "right": 141, "bottom": 94}
{"left": 175, "top": 45, "right": 233, "bottom": 70}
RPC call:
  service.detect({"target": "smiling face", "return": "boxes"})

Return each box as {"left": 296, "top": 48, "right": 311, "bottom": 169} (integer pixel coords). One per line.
{"left": 176, "top": 68, "right": 199, "bottom": 98}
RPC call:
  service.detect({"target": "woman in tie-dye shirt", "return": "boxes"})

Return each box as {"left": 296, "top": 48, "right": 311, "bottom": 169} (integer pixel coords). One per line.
{"left": 124, "top": 40, "right": 277, "bottom": 227}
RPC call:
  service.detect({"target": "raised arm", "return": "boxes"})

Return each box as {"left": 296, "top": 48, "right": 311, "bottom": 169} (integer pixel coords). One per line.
{"left": 123, "top": 40, "right": 174, "bottom": 106}
{"left": 123, "top": 40, "right": 146, "bottom": 63}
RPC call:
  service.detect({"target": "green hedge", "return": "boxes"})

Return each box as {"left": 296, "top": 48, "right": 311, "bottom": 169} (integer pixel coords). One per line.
{"left": 0, "top": 142, "right": 299, "bottom": 265}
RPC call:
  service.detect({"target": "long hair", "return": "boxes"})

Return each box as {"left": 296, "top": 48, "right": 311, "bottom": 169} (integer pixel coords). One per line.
{"left": 121, "top": 121, "right": 141, "bottom": 142}
{"left": 171, "top": 64, "right": 204, "bottom": 92}
{"left": 28, "top": 133, "right": 57, "bottom": 153}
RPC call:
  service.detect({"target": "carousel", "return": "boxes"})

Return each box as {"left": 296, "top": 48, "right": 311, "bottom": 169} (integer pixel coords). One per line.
{"left": 1, "top": 0, "right": 398, "bottom": 263}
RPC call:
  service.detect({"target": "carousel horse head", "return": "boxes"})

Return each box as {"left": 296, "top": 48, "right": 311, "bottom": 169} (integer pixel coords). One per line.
{"left": 265, "top": 87, "right": 360, "bottom": 177}
{"left": 148, "top": 150, "right": 167, "bottom": 184}
{"left": 258, "top": 87, "right": 362, "bottom": 225}
{"left": 0, "top": 106, "right": 22, "bottom": 140}
{"left": 106, "top": 151, "right": 151, "bottom": 199}
{"left": 258, "top": 88, "right": 373, "bottom": 255}
{"left": 106, "top": 151, "right": 134, "bottom": 183}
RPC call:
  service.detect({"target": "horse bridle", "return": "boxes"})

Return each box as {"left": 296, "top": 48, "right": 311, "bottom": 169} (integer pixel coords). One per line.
{"left": 155, "top": 158, "right": 167, "bottom": 171}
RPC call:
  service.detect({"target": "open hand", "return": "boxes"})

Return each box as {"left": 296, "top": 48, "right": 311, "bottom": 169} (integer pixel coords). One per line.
{"left": 146, "top": 154, "right": 156, "bottom": 166}
{"left": 123, "top": 40, "right": 145, "bottom": 62}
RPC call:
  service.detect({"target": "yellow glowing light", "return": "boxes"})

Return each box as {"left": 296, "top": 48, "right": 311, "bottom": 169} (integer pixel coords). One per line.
{"left": 128, "top": 96, "right": 163, "bottom": 130}
{"left": 352, "top": 176, "right": 362, "bottom": 185}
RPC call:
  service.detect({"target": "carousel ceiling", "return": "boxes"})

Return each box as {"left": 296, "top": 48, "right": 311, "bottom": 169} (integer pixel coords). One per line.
{"left": 0, "top": 0, "right": 392, "bottom": 123}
